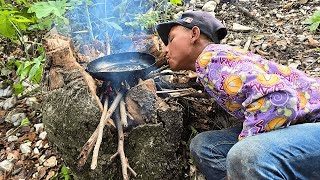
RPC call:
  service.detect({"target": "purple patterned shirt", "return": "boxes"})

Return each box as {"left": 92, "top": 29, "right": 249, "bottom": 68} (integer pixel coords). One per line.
{"left": 196, "top": 44, "right": 320, "bottom": 140}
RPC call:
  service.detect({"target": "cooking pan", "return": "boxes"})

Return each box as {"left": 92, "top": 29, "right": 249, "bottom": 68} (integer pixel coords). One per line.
{"left": 86, "top": 52, "right": 156, "bottom": 84}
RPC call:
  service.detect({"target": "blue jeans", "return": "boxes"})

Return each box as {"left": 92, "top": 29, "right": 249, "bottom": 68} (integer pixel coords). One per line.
{"left": 190, "top": 122, "right": 320, "bottom": 180}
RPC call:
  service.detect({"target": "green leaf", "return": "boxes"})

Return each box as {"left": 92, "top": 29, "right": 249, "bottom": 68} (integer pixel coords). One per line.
{"left": 60, "top": 165, "right": 70, "bottom": 180}
{"left": 20, "top": 117, "right": 31, "bottom": 126}
{"left": 309, "top": 21, "right": 320, "bottom": 31}
{"left": 28, "top": 57, "right": 42, "bottom": 80}
{"left": 13, "top": 82, "right": 24, "bottom": 95}
{"left": 170, "top": 0, "right": 182, "bottom": 5}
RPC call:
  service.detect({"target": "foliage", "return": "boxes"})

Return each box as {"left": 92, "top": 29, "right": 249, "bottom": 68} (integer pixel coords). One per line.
{"left": 27, "top": 1, "right": 68, "bottom": 30}
{"left": 170, "top": 0, "right": 182, "bottom": 5}
{"left": 20, "top": 117, "right": 31, "bottom": 126}
{"left": 304, "top": 10, "right": 320, "bottom": 32}
{"left": 13, "top": 47, "right": 45, "bottom": 95}
{"left": 0, "top": 9, "right": 34, "bottom": 41}
{"left": 50, "top": 165, "right": 72, "bottom": 180}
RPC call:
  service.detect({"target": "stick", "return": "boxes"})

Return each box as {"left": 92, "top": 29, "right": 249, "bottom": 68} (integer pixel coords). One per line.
{"left": 156, "top": 88, "right": 193, "bottom": 94}
{"left": 91, "top": 92, "right": 124, "bottom": 169}
{"left": 235, "top": 5, "right": 264, "bottom": 26}
{"left": 120, "top": 97, "right": 128, "bottom": 127}
{"left": 115, "top": 108, "right": 137, "bottom": 179}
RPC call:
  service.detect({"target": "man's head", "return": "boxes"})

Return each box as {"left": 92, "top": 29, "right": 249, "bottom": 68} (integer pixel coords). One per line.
{"left": 156, "top": 11, "right": 227, "bottom": 71}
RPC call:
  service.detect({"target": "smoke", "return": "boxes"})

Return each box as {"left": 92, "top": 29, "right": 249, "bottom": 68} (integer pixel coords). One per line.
{"left": 67, "top": 0, "right": 153, "bottom": 55}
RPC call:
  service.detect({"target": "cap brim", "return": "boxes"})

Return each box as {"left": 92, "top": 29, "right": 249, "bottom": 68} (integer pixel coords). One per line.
{"left": 156, "top": 22, "right": 181, "bottom": 45}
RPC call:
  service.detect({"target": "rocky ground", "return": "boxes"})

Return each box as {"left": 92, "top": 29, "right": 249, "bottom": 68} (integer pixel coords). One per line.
{"left": 0, "top": 0, "right": 319, "bottom": 179}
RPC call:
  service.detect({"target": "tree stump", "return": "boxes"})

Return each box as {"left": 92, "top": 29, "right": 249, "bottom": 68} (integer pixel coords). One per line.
{"left": 41, "top": 34, "right": 184, "bottom": 179}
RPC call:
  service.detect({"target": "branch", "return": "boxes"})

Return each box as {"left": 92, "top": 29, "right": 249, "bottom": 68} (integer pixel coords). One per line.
{"left": 91, "top": 91, "right": 124, "bottom": 169}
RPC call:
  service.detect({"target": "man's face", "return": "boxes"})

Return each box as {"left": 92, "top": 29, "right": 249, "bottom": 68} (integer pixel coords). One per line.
{"left": 165, "top": 26, "right": 194, "bottom": 71}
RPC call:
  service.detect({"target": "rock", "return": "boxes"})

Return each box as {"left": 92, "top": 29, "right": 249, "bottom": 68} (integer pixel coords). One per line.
{"left": 2, "top": 97, "right": 16, "bottom": 110}
{"left": 202, "top": 1, "right": 218, "bottom": 12}
{"left": 43, "top": 156, "right": 57, "bottom": 168}
{"left": 39, "top": 155, "right": 46, "bottom": 164}
{"left": 232, "top": 23, "right": 253, "bottom": 32}
{"left": 7, "top": 135, "right": 18, "bottom": 142}
{"left": 35, "top": 140, "right": 43, "bottom": 148}
{"left": 5, "top": 112, "right": 26, "bottom": 126}
{"left": 297, "top": 35, "right": 307, "bottom": 42}
{"left": 26, "top": 97, "right": 39, "bottom": 108}
{"left": 0, "top": 86, "right": 13, "bottom": 97}
{"left": 33, "top": 148, "right": 40, "bottom": 155}
{"left": 0, "top": 160, "right": 14, "bottom": 172}
{"left": 20, "top": 142, "right": 32, "bottom": 155}
{"left": 7, "top": 151, "right": 19, "bottom": 161}
{"left": 39, "top": 131, "right": 47, "bottom": 140}
{"left": 34, "top": 123, "right": 44, "bottom": 133}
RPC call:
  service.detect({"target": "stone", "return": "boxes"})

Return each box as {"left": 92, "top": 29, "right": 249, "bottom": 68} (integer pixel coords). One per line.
{"left": 0, "top": 160, "right": 14, "bottom": 172}
{"left": 202, "top": 1, "right": 218, "bottom": 12}
{"left": 0, "top": 86, "right": 13, "bottom": 97}
{"left": 33, "top": 148, "right": 40, "bottom": 155}
{"left": 39, "top": 131, "right": 47, "bottom": 140}
{"left": 232, "top": 23, "right": 253, "bottom": 32}
{"left": 34, "top": 123, "right": 44, "bottom": 133}
{"left": 43, "top": 156, "right": 57, "bottom": 168}
{"left": 7, "top": 135, "right": 18, "bottom": 142}
{"left": 6, "top": 113, "right": 26, "bottom": 127}
{"left": 2, "top": 97, "right": 16, "bottom": 110}
{"left": 20, "top": 142, "right": 32, "bottom": 155}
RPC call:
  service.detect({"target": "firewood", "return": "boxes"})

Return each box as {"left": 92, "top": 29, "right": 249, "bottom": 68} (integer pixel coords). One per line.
{"left": 91, "top": 91, "right": 124, "bottom": 169}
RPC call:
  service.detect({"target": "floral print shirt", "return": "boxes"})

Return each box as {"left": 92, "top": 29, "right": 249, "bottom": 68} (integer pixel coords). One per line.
{"left": 196, "top": 44, "right": 320, "bottom": 140}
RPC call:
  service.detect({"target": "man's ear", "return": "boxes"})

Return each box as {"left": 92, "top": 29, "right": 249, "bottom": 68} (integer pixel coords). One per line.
{"left": 190, "top": 26, "right": 201, "bottom": 43}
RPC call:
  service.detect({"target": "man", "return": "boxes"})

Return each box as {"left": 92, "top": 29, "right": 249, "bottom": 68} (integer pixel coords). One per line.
{"left": 157, "top": 10, "right": 320, "bottom": 180}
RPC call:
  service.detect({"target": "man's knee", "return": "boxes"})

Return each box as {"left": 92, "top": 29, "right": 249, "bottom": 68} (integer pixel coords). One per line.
{"left": 226, "top": 138, "right": 263, "bottom": 176}
{"left": 190, "top": 132, "right": 207, "bottom": 157}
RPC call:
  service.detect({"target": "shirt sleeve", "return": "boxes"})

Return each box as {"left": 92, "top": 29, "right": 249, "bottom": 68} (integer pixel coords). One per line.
{"left": 196, "top": 48, "right": 300, "bottom": 140}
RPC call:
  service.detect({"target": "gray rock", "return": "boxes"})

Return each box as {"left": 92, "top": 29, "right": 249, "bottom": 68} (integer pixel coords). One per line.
{"left": 232, "top": 23, "right": 253, "bottom": 32}
{"left": 7, "top": 135, "right": 18, "bottom": 142}
{"left": 20, "top": 142, "right": 32, "bottom": 155}
{"left": 43, "top": 156, "right": 57, "bottom": 168}
{"left": 0, "top": 86, "right": 13, "bottom": 97}
{"left": 5, "top": 112, "right": 26, "bottom": 126}
{"left": 202, "top": 1, "right": 218, "bottom": 12}
{"left": 39, "top": 131, "right": 47, "bottom": 140}
{"left": 0, "top": 160, "right": 14, "bottom": 172}
{"left": 2, "top": 97, "right": 16, "bottom": 110}
{"left": 34, "top": 123, "right": 44, "bottom": 133}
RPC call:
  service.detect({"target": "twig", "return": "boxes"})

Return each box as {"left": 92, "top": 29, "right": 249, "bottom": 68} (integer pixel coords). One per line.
{"left": 77, "top": 96, "right": 115, "bottom": 168}
{"left": 169, "top": 92, "right": 209, "bottom": 98}
{"left": 156, "top": 88, "right": 193, "bottom": 94}
{"left": 235, "top": 5, "right": 265, "bottom": 26}
{"left": 91, "top": 91, "right": 124, "bottom": 169}
{"left": 120, "top": 97, "right": 128, "bottom": 127}
{"left": 114, "top": 107, "right": 137, "bottom": 179}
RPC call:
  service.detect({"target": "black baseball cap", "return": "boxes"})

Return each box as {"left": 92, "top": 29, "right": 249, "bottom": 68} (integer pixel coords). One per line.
{"left": 156, "top": 11, "right": 227, "bottom": 45}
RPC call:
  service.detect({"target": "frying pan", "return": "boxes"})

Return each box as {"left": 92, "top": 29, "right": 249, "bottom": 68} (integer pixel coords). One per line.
{"left": 86, "top": 52, "right": 156, "bottom": 84}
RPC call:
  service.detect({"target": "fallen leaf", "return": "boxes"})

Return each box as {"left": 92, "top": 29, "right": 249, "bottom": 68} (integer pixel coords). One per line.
{"left": 45, "top": 170, "right": 56, "bottom": 180}
{"left": 305, "top": 36, "right": 320, "bottom": 47}
{"left": 283, "top": 2, "right": 294, "bottom": 9}
{"left": 300, "top": 0, "right": 308, "bottom": 4}
{"left": 256, "top": 49, "right": 269, "bottom": 56}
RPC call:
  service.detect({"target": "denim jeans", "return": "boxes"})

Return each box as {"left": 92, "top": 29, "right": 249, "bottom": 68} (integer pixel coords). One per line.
{"left": 189, "top": 122, "right": 320, "bottom": 180}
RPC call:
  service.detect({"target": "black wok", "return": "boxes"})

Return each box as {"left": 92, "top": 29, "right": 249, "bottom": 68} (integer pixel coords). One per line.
{"left": 86, "top": 52, "right": 156, "bottom": 84}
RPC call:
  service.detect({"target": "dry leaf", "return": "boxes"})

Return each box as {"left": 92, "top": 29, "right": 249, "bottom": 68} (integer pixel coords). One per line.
{"left": 305, "top": 36, "right": 320, "bottom": 47}
{"left": 300, "top": 0, "right": 308, "bottom": 4}
{"left": 283, "top": 2, "right": 294, "bottom": 9}
{"left": 46, "top": 170, "right": 56, "bottom": 180}
{"left": 256, "top": 49, "right": 269, "bottom": 56}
